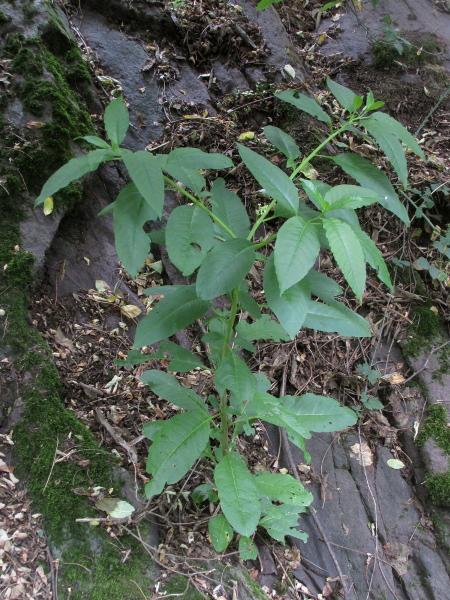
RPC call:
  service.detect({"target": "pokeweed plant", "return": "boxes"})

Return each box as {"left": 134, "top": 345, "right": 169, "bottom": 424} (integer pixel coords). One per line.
{"left": 35, "top": 79, "right": 423, "bottom": 555}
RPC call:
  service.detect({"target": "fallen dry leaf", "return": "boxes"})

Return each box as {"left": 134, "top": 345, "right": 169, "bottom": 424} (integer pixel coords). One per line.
{"left": 350, "top": 442, "right": 373, "bottom": 466}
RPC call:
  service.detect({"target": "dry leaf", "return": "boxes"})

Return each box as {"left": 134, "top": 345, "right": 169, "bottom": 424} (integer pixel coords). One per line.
{"left": 121, "top": 304, "right": 142, "bottom": 319}
{"left": 350, "top": 442, "right": 373, "bottom": 466}
{"left": 54, "top": 328, "right": 75, "bottom": 352}
{"left": 25, "top": 121, "right": 44, "bottom": 129}
{"left": 385, "top": 373, "right": 405, "bottom": 385}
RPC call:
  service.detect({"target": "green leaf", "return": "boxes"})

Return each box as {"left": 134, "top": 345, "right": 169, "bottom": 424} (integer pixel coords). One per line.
{"left": 121, "top": 150, "right": 165, "bottom": 217}
{"left": 363, "top": 117, "right": 408, "bottom": 186}
{"left": 140, "top": 370, "right": 208, "bottom": 413}
{"left": 104, "top": 95, "right": 129, "bottom": 146}
{"left": 209, "top": 178, "right": 250, "bottom": 239}
{"left": 238, "top": 284, "right": 262, "bottom": 320}
{"left": 351, "top": 227, "right": 392, "bottom": 289}
{"left": 257, "top": 0, "right": 281, "bottom": 8}
{"left": 369, "top": 112, "right": 424, "bottom": 160}
{"left": 282, "top": 394, "right": 357, "bottom": 432}
{"left": 134, "top": 285, "right": 210, "bottom": 346}
{"left": 330, "top": 153, "right": 409, "bottom": 225}
{"left": 145, "top": 411, "right": 211, "bottom": 499}
{"left": 326, "top": 78, "right": 360, "bottom": 113}
{"left": 259, "top": 504, "right": 307, "bottom": 543}
{"left": 235, "top": 314, "right": 290, "bottom": 343}
{"left": 323, "top": 185, "right": 382, "bottom": 211}
{"left": 142, "top": 421, "right": 164, "bottom": 440}
{"left": 35, "top": 149, "right": 116, "bottom": 205}
{"left": 166, "top": 206, "right": 214, "bottom": 276}
{"left": 305, "top": 269, "right": 342, "bottom": 303}
{"left": 264, "top": 255, "right": 310, "bottom": 339}
{"left": 164, "top": 161, "right": 206, "bottom": 194}
{"left": 80, "top": 135, "right": 111, "bottom": 149}
{"left": 237, "top": 144, "right": 299, "bottom": 216}
{"left": 196, "top": 239, "right": 256, "bottom": 300}
{"left": 275, "top": 90, "right": 331, "bottom": 124}
{"left": 192, "top": 483, "right": 218, "bottom": 504}
{"left": 300, "top": 179, "right": 330, "bottom": 210}
{"left": 215, "top": 352, "right": 257, "bottom": 410}
{"left": 145, "top": 341, "right": 203, "bottom": 372}
{"left": 238, "top": 536, "right": 258, "bottom": 560}
{"left": 113, "top": 183, "right": 157, "bottom": 278}
{"left": 166, "top": 148, "right": 233, "bottom": 170}
{"left": 274, "top": 216, "right": 321, "bottom": 293}
{"left": 148, "top": 229, "right": 166, "bottom": 245}
{"left": 95, "top": 498, "right": 135, "bottom": 519}
{"left": 323, "top": 218, "right": 366, "bottom": 302}
{"left": 263, "top": 126, "right": 301, "bottom": 162}
{"left": 208, "top": 514, "right": 233, "bottom": 552}
{"left": 255, "top": 472, "right": 313, "bottom": 507}
{"left": 214, "top": 452, "right": 261, "bottom": 537}
{"left": 303, "top": 300, "right": 371, "bottom": 337}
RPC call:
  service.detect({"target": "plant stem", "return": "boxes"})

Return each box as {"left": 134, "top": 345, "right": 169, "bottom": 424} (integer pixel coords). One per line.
{"left": 247, "top": 199, "right": 277, "bottom": 240}
{"left": 400, "top": 189, "right": 437, "bottom": 232}
{"left": 219, "top": 287, "right": 240, "bottom": 454}
{"left": 163, "top": 176, "right": 236, "bottom": 239}
{"left": 289, "top": 122, "right": 352, "bottom": 180}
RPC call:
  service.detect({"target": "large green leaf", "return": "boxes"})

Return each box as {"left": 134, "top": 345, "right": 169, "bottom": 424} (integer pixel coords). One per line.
{"left": 208, "top": 514, "right": 233, "bottom": 552}
{"left": 209, "top": 178, "right": 250, "bottom": 239}
{"left": 263, "top": 126, "right": 301, "bottom": 163}
{"left": 323, "top": 185, "right": 382, "bottom": 211}
{"left": 121, "top": 150, "right": 165, "bottom": 217}
{"left": 274, "top": 216, "right": 321, "bottom": 293}
{"left": 351, "top": 227, "right": 392, "bottom": 289}
{"left": 214, "top": 452, "right": 261, "bottom": 537}
{"left": 104, "top": 95, "right": 129, "bottom": 146}
{"left": 35, "top": 149, "right": 116, "bottom": 205}
{"left": 134, "top": 285, "right": 210, "bottom": 346}
{"left": 166, "top": 205, "right": 214, "bottom": 276}
{"left": 259, "top": 504, "right": 307, "bottom": 543}
{"left": 264, "top": 255, "right": 310, "bottom": 339}
{"left": 303, "top": 300, "right": 371, "bottom": 337}
{"left": 145, "top": 411, "right": 211, "bottom": 499}
{"left": 235, "top": 313, "right": 290, "bottom": 343}
{"left": 363, "top": 118, "right": 408, "bottom": 187}
{"left": 214, "top": 352, "right": 257, "bottom": 411}
{"left": 323, "top": 218, "right": 366, "bottom": 302}
{"left": 275, "top": 90, "right": 331, "bottom": 124}
{"left": 305, "top": 269, "right": 342, "bottom": 303}
{"left": 140, "top": 370, "right": 208, "bottom": 413}
{"left": 237, "top": 144, "right": 299, "bottom": 216}
{"left": 163, "top": 161, "right": 206, "bottom": 194}
{"left": 326, "top": 77, "right": 359, "bottom": 113}
{"left": 166, "top": 148, "right": 233, "bottom": 170}
{"left": 196, "top": 239, "right": 255, "bottom": 300}
{"left": 113, "top": 183, "right": 157, "bottom": 278}
{"left": 282, "top": 394, "right": 357, "bottom": 432}
{"left": 144, "top": 341, "right": 203, "bottom": 372}
{"left": 330, "top": 153, "right": 409, "bottom": 225}
{"left": 255, "top": 472, "right": 313, "bottom": 507}
{"left": 370, "top": 112, "right": 424, "bottom": 160}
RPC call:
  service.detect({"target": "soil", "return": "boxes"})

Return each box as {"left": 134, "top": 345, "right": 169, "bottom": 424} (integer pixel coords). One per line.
{"left": 2, "top": 0, "right": 450, "bottom": 598}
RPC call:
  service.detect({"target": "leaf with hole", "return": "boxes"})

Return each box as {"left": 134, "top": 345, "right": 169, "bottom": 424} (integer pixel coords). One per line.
{"left": 208, "top": 514, "right": 233, "bottom": 552}
{"left": 166, "top": 205, "right": 214, "bottom": 276}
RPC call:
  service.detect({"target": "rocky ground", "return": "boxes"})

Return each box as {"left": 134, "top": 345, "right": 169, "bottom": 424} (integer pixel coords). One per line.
{"left": 1, "top": 0, "right": 450, "bottom": 598}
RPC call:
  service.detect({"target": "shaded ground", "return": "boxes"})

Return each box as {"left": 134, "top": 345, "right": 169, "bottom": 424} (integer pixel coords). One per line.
{"left": 2, "top": 0, "right": 450, "bottom": 598}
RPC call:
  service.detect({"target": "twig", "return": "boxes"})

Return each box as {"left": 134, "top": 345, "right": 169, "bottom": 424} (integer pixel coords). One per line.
{"left": 43, "top": 438, "right": 59, "bottom": 492}
{"left": 415, "top": 84, "right": 450, "bottom": 137}
{"left": 131, "top": 579, "right": 149, "bottom": 600}
{"left": 278, "top": 366, "right": 350, "bottom": 598}
{"left": 402, "top": 340, "right": 450, "bottom": 384}
{"left": 46, "top": 546, "right": 58, "bottom": 600}
{"left": 95, "top": 408, "right": 138, "bottom": 463}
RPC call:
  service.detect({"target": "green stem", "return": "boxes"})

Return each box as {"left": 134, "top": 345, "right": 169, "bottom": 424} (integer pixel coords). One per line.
{"left": 247, "top": 199, "right": 277, "bottom": 240}
{"left": 219, "top": 287, "right": 240, "bottom": 454}
{"left": 254, "top": 233, "right": 277, "bottom": 249}
{"left": 399, "top": 189, "right": 437, "bottom": 232}
{"left": 163, "top": 176, "right": 236, "bottom": 239}
{"left": 289, "top": 122, "right": 353, "bottom": 180}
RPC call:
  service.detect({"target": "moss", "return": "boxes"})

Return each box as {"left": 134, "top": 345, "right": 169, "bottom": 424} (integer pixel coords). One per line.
{"left": 417, "top": 404, "right": 450, "bottom": 453}
{"left": 241, "top": 568, "right": 271, "bottom": 600}
{"left": 0, "top": 11, "right": 10, "bottom": 24}
{"left": 22, "top": 1, "right": 39, "bottom": 23}
{"left": 424, "top": 473, "right": 450, "bottom": 506}
{"left": 403, "top": 304, "right": 444, "bottom": 358}
{"left": 372, "top": 32, "right": 444, "bottom": 71}
{"left": 163, "top": 574, "right": 204, "bottom": 600}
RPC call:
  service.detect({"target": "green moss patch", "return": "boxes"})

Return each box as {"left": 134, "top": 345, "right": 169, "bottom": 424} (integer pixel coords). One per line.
{"left": 403, "top": 304, "right": 445, "bottom": 358}
{"left": 417, "top": 404, "right": 450, "bottom": 454}
{"left": 424, "top": 473, "right": 450, "bottom": 507}
{"left": 372, "top": 32, "right": 444, "bottom": 71}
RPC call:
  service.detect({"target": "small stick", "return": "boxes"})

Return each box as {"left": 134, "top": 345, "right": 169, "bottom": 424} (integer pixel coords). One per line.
{"left": 95, "top": 409, "right": 138, "bottom": 464}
